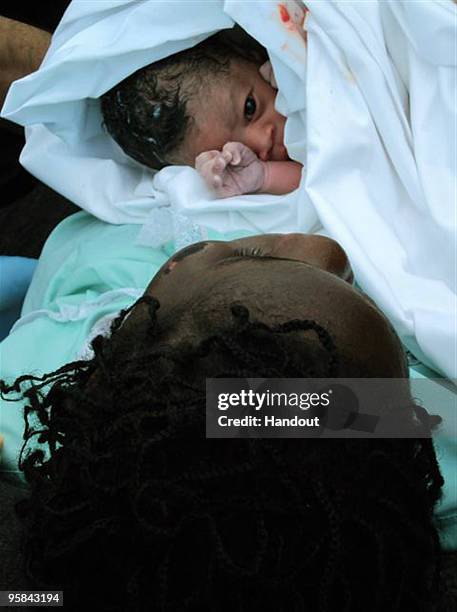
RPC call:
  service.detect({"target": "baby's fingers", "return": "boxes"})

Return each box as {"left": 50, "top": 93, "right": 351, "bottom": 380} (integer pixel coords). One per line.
{"left": 212, "top": 174, "right": 223, "bottom": 188}
{"left": 222, "top": 142, "right": 245, "bottom": 166}
{"left": 195, "top": 150, "right": 219, "bottom": 171}
{"left": 196, "top": 153, "right": 228, "bottom": 190}
{"left": 212, "top": 154, "right": 229, "bottom": 175}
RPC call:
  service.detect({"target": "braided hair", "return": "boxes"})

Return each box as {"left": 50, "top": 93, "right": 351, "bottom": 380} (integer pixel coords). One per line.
{"left": 1, "top": 297, "right": 445, "bottom": 612}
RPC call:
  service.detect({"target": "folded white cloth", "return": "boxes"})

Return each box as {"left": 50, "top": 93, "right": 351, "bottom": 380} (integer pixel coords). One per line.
{"left": 302, "top": 0, "right": 456, "bottom": 379}
{"left": 2, "top": 0, "right": 455, "bottom": 379}
{"left": 1, "top": 0, "right": 319, "bottom": 239}
{"left": 228, "top": 0, "right": 456, "bottom": 378}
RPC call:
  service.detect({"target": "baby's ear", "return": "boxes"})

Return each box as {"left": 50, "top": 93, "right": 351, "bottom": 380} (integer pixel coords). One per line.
{"left": 259, "top": 61, "right": 277, "bottom": 89}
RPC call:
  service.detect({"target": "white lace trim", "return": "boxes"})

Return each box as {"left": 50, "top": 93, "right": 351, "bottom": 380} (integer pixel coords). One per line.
{"left": 11, "top": 288, "right": 143, "bottom": 333}
{"left": 136, "top": 205, "right": 208, "bottom": 250}
{"left": 77, "top": 311, "right": 124, "bottom": 361}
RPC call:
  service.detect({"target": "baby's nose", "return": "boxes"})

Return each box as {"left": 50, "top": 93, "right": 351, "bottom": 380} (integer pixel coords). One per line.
{"left": 247, "top": 121, "right": 275, "bottom": 161}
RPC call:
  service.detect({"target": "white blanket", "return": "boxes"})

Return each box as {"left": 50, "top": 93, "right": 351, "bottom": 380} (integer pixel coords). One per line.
{"left": 2, "top": 0, "right": 456, "bottom": 379}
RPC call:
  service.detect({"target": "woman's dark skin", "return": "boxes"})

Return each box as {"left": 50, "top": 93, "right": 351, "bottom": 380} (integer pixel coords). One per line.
{"left": 121, "top": 233, "right": 407, "bottom": 381}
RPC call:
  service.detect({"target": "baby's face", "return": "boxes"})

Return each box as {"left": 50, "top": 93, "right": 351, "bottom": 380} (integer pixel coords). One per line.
{"left": 181, "top": 59, "right": 289, "bottom": 166}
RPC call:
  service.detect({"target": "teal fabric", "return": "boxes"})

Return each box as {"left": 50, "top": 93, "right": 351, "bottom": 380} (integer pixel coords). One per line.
{"left": 0, "top": 212, "right": 249, "bottom": 478}
{"left": 0, "top": 212, "right": 455, "bottom": 551}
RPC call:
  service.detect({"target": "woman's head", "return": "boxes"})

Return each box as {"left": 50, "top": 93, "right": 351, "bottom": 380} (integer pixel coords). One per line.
{"left": 3, "top": 233, "right": 444, "bottom": 611}
{"left": 119, "top": 233, "right": 407, "bottom": 380}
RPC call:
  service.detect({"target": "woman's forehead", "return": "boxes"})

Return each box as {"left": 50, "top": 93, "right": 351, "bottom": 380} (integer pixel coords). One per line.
{"left": 139, "top": 243, "right": 405, "bottom": 376}
{"left": 156, "top": 252, "right": 360, "bottom": 323}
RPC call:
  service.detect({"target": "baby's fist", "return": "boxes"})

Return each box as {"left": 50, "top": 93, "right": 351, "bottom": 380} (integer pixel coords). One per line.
{"left": 196, "top": 142, "right": 266, "bottom": 198}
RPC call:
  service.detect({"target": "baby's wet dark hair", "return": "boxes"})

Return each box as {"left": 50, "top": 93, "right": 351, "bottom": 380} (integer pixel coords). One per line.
{"left": 101, "top": 28, "right": 267, "bottom": 170}
{"left": 1, "top": 296, "right": 448, "bottom": 611}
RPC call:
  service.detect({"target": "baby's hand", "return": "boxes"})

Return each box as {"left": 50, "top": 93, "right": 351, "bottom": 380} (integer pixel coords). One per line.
{"left": 195, "top": 142, "right": 267, "bottom": 198}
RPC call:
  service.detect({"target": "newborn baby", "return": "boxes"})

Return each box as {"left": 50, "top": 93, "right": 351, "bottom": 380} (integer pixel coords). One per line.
{"left": 194, "top": 59, "right": 302, "bottom": 198}
{"left": 101, "top": 32, "right": 302, "bottom": 199}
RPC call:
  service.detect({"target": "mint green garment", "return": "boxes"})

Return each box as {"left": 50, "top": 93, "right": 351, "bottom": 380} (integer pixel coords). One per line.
{"left": 0, "top": 212, "right": 248, "bottom": 478}
{"left": 0, "top": 212, "right": 455, "bottom": 551}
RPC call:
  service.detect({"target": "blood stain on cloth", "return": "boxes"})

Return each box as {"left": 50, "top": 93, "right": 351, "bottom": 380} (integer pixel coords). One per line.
{"left": 279, "top": 3, "right": 291, "bottom": 23}
{"left": 277, "top": 2, "right": 308, "bottom": 44}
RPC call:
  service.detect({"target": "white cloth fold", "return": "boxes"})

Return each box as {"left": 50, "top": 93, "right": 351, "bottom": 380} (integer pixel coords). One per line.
{"left": 1, "top": 0, "right": 455, "bottom": 378}
{"left": 303, "top": 0, "right": 456, "bottom": 378}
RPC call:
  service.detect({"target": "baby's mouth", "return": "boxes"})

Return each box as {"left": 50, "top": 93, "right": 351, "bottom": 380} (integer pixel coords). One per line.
{"left": 271, "top": 143, "right": 290, "bottom": 161}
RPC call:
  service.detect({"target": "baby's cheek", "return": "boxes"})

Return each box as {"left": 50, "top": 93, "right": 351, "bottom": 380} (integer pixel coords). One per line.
{"left": 175, "top": 140, "right": 198, "bottom": 168}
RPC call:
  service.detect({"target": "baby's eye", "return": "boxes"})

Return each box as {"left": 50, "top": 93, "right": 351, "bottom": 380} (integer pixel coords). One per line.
{"left": 244, "top": 95, "right": 257, "bottom": 121}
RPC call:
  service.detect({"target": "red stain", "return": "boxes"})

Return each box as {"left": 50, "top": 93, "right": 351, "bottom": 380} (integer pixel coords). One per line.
{"left": 278, "top": 4, "right": 290, "bottom": 23}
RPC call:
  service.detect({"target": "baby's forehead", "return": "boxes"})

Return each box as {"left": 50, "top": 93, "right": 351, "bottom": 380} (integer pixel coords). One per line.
{"left": 188, "top": 75, "right": 236, "bottom": 123}
{"left": 179, "top": 58, "right": 262, "bottom": 161}
{"left": 192, "top": 60, "right": 258, "bottom": 113}
{"left": 193, "top": 56, "right": 258, "bottom": 93}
